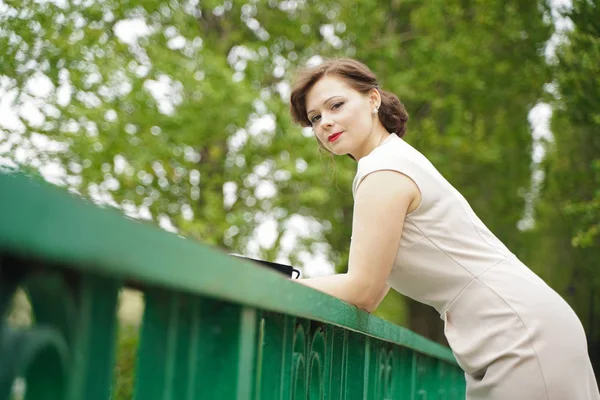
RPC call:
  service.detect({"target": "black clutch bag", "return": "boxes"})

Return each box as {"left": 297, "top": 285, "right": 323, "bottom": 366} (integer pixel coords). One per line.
{"left": 231, "top": 255, "right": 300, "bottom": 279}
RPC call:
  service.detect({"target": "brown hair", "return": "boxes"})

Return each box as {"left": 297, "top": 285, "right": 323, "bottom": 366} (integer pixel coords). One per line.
{"left": 290, "top": 58, "right": 409, "bottom": 150}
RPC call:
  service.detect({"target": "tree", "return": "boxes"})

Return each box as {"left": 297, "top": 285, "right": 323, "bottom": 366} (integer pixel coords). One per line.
{"left": 531, "top": 0, "right": 600, "bottom": 366}
{"left": 0, "top": 0, "right": 552, "bottom": 342}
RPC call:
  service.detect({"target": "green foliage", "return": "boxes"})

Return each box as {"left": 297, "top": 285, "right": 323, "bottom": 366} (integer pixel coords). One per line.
{"left": 553, "top": 0, "right": 600, "bottom": 249}
{"left": 528, "top": 0, "right": 600, "bottom": 340}
{"left": 565, "top": 160, "right": 600, "bottom": 249}
{"left": 0, "top": 0, "right": 557, "bottom": 341}
{"left": 113, "top": 324, "right": 139, "bottom": 400}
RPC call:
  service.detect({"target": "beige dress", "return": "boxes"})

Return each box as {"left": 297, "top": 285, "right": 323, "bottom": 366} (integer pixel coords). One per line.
{"left": 353, "top": 134, "right": 600, "bottom": 400}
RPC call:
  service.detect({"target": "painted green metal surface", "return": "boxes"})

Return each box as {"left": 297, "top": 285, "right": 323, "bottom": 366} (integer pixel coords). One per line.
{"left": 0, "top": 173, "right": 466, "bottom": 399}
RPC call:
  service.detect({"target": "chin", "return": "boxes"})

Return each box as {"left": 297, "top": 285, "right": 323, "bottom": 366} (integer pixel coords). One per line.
{"left": 329, "top": 148, "right": 347, "bottom": 156}
{"left": 327, "top": 142, "right": 348, "bottom": 155}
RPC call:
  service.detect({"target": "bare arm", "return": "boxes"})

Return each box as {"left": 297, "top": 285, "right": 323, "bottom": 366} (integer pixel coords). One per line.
{"left": 298, "top": 170, "right": 418, "bottom": 312}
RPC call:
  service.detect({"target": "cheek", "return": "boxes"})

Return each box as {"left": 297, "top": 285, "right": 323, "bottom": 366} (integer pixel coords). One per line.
{"left": 313, "top": 130, "right": 327, "bottom": 146}
{"left": 346, "top": 108, "right": 369, "bottom": 130}
{"left": 348, "top": 103, "right": 369, "bottom": 123}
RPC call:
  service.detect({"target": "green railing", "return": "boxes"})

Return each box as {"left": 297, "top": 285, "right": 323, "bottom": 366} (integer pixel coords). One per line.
{"left": 0, "top": 173, "right": 466, "bottom": 400}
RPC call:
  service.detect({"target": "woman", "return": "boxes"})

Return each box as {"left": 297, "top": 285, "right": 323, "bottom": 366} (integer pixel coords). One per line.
{"left": 289, "top": 58, "right": 599, "bottom": 400}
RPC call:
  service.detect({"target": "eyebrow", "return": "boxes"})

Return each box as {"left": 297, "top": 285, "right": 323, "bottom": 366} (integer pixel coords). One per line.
{"left": 307, "top": 96, "right": 340, "bottom": 116}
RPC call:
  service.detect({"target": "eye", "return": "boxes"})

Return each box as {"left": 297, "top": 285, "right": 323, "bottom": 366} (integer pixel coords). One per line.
{"left": 332, "top": 101, "right": 344, "bottom": 109}
{"left": 310, "top": 114, "right": 321, "bottom": 124}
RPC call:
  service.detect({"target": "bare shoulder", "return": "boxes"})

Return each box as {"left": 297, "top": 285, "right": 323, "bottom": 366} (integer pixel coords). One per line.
{"left": 355, "top": 170, "right": 421, "bottom": 214}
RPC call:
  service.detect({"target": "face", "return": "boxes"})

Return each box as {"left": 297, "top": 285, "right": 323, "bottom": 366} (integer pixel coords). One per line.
{"left": 305, "top": 75, "right": 378, "bottom": 157}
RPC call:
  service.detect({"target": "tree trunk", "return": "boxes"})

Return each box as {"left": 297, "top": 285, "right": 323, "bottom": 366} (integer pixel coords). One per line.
{"left": 407, "top": 298, "right": 448, "bottom": 346}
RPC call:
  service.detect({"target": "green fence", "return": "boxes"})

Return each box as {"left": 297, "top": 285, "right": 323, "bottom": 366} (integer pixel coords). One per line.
{"left": 0, "top": 173, "right": 466, "bottom": 399}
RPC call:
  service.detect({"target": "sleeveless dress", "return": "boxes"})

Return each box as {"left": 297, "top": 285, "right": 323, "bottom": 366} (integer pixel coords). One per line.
{"left": 352, "top": 134, "right": 600, "bottom": 400}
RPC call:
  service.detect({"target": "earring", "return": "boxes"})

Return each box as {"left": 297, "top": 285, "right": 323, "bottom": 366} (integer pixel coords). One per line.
{"left": 372, "top": 107, "right": 379, "bottom": 114}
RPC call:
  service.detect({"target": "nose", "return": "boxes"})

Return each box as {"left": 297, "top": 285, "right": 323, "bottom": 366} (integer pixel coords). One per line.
{"left": 320, "top": 111, "right": 334, "bottom": 128}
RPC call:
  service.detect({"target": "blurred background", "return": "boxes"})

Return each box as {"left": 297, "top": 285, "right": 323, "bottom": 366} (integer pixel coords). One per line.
{"left": 1, "top": 0, "right": 598, "bottom": 384}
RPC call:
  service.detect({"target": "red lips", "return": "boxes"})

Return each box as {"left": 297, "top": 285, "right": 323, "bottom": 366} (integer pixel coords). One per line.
{"left": 328, "top": 132, "right": 343, "bottom": 142}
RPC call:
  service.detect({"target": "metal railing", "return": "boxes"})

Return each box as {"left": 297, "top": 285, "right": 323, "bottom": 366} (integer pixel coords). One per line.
{"left": 0, "top": 173, "right": 466, "bottom": 399}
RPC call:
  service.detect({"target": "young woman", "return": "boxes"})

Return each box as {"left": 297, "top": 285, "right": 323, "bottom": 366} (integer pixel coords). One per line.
{"left": 289, "top": 58, "right": 599, "bottom": 400}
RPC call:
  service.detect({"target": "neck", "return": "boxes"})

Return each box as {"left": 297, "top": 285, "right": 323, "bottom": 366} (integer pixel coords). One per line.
{"left": 352, "top": 127, "right": 391, "bottom": 161}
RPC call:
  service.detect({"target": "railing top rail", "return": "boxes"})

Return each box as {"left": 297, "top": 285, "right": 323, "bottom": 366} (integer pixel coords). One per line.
{"left": 0, "top": 173, "right": 456, "bottom": 364}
